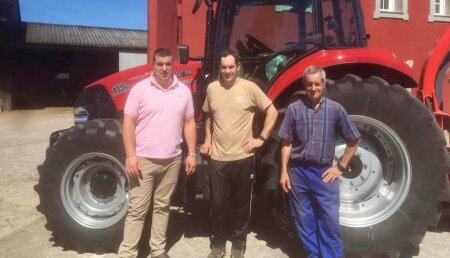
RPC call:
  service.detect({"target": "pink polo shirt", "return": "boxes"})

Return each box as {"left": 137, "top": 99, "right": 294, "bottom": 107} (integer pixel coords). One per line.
{"left": 124, "top": 75, "right": 194, "bottom": 159}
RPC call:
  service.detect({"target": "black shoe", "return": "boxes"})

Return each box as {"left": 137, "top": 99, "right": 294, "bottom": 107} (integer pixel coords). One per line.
{"left": 207, "top": 247, "right": 226, "bottom": 258}
{"left": 152, "top": 252, "right": 170, "bottom": 258}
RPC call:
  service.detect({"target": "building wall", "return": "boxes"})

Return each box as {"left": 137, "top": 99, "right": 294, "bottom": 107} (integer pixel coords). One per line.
{"left": 0, "top": 50, "right": 13, "bottom": 112}
{"left": 361, "top": 0, "right": 449, "bottom": 82}
{"left": 119, "top": 52, "right": 147, "bottom": 71}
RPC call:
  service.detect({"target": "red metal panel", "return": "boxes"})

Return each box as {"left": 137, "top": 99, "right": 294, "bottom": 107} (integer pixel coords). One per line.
{"left": 147, "top": 0, "right": 208, "bottom": 61}
{"left": 420, "top": 29, "right": 450, "bottom": 102}
{"left": 148, "top": 0, "right": 179, "bottom": 63}
{"left": 266, "top": 49, "right": 416, "bottom": 100}
{"left": 85, "top": 61, "right": 202, "bottom": 111}
{"left": 179, "top": 0, "right": 208, "bottom": 57}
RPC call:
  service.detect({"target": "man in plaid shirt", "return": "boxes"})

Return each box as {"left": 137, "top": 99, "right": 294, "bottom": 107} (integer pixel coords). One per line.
{"left": 278, "top": 65, "right": 360, "bottom": 257}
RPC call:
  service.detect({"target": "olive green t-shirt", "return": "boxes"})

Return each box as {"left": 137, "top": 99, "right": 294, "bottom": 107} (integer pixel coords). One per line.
{"left": 202, "top": 78, "right": 272, "bottom": 161}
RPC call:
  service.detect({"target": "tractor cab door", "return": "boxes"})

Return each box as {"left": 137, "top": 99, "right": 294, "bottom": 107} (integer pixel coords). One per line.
{"left": 214, "top": 0, "right": 318, "bottom": 87}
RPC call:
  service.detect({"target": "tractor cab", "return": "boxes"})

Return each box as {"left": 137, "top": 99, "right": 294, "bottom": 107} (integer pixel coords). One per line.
{"left": 198, "top": 0, "right": 368, "bottom": 88}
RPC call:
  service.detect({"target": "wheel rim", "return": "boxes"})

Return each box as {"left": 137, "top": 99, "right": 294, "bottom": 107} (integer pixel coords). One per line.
{"left": 337, "top": 115, "right": 411, "bottom": 227}
{"left": 61, "top": 152, "right": 128, "bottom": 229}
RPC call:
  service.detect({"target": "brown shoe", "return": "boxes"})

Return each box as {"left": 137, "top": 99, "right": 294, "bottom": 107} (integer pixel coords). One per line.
{"left": 207, "top": 247, "right": 226, "bottom": 258}
{"left": 152, "top": 252, "right": 170, "bottom": 258}
{"left": 230, "top": 247, "right": 245, "bottom": 258}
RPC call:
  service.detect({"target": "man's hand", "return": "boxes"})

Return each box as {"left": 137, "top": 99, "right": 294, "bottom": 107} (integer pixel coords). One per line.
{"left": 185, "top": 156, "right": 196, "bottom": 175}
{"left": 242, "top": 137, "right": 264, "bottom": 153}
{"left": 125, "top": 156, "right": 141, "bottom": 178}
{"left": 279, "top": 170, "right": 291, "bottom": 193}
{"left": 322, "top": 166, "right": 342, "bottom": 183}
{"left": 200, "top": 142, "right": 212, "bottom": 156}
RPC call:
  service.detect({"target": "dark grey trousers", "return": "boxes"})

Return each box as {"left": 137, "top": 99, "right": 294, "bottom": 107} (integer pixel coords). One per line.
{"left": 209, "top": 156, "right": 254, "bottom": 250}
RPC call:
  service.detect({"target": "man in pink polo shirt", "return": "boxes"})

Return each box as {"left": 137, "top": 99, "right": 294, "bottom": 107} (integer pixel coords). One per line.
{"left": 118, "top": 48, "right": 196, "bottom": 258}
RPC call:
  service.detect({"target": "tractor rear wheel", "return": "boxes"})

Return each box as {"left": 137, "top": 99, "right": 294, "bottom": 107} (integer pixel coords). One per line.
{"left": 37, "top": 119, "right": 128, "bottom": 251}
{"left": 262, "top": 74, "right": 450, "bottom": 257}
{"left": 329, "top": 75, "right": 449, "bottom": 256}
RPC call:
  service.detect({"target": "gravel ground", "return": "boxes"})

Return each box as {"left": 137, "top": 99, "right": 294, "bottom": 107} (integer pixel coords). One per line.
{"left": 0, "top": 108, "right": 449, "bottom": 258}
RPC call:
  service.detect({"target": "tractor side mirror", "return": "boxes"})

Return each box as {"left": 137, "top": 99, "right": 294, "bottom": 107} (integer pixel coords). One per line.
{"left": 178, "top": 45, "right": 190, "bottom": 64}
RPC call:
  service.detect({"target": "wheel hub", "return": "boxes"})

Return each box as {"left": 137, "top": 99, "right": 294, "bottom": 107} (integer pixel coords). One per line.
{"left": 341, "top": 155, "right": 363, "bottom": 180}
{"left": 61, "top": 152, "right": 129, "bottom": 229}
{"left": 90, "top": 170, "right": 118, "bottom": 199}
{"left": 337, "top": 115, "right": 411, "bottom": 227}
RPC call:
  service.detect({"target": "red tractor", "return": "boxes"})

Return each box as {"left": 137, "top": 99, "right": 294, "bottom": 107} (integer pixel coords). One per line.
{"left": 37, "top": 0, "right": 450, "bottom": 257}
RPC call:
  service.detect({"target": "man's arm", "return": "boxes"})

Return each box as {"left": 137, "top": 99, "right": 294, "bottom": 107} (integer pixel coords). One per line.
{"left": 322, "top": 137, "right": 361, "bottom": 183}
{"left": 183, "top": 116, "right": 197, "bottom": 175}
{"left": 123, "top": 114, "right": 141, "bottom": 177}
{"left": 279, "top": 139, "right": 292, "bottom": 193}
{"left": 200, "top": 116, "right": 213, "bottom": 156}
{"left": 259, "top": 104, "right": 278, "bottom": 141}
{"left": 242, "top": 104, "right": 278, "bottom": 153}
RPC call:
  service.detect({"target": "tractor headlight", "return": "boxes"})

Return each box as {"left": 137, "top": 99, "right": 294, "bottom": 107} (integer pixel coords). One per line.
{"left": 73, "top": 106, "right": 89, "bottom": 124}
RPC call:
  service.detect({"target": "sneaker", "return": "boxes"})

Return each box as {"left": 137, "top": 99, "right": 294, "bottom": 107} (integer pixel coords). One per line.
{"left": 230, "top": 247, "right": 245, "bottom": 258}
{"left": 207, "top": 247, "right": 226, "bottom": 258}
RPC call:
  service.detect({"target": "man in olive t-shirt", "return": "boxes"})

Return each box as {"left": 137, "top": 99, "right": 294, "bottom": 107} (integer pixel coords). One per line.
{"left": 200, "top": 49, "right": 278, "bottom": 258}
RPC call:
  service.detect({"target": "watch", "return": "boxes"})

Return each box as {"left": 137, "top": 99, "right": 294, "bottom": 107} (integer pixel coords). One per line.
{"left": 188, "top": 152, "right": 197, "bottom": 157}
{"left": 337, "top": 162, "right": 346, "bottom": 172}
{"left": 258, "top": 136, "right": 266, "bottom": 142}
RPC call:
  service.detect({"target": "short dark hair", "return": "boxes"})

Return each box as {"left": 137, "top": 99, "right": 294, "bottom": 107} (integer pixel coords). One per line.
{"left": 219, "top": 49, "right": 240, "bottom": 65}
{"left": 303, "top": 65, "right": 326, "bottom": 85}
{"left": 153, "top": 48, "right": 172, "bottom": 62}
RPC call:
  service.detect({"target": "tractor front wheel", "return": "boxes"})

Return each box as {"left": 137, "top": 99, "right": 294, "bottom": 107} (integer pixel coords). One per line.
{"left": 37, "top": 119, "right": 128, "bottom": 251}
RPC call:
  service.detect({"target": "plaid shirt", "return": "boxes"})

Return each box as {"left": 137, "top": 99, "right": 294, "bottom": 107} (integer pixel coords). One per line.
{"left": 278, "top": 97, "right": 360, "bottom": 165}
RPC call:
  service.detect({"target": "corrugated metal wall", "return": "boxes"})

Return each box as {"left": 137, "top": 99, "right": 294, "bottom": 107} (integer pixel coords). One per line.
{"left": 119, "top": 52, "right": 147, "bottom": 71}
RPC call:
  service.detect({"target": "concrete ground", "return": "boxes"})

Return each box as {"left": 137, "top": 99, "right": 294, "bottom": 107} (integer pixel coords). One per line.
{"left": 0, "top": 108, "right": 449, "bottom": 258}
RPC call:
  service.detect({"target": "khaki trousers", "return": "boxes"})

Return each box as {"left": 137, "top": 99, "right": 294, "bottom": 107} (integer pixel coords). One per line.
{"left": 118, "top": 156, "right": 181, "bottom": 258}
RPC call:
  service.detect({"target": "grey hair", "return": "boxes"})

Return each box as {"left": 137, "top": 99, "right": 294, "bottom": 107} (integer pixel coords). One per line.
{"left": 303, "top": 65, "right": 326, "bottom": 84}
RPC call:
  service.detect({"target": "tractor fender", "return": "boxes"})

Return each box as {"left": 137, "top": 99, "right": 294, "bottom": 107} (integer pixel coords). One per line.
{"left": 420, "top": 29, "right": 450, "bottom": 108}
{"left": 266, "top": 49, "right": 417, "bottom": 100}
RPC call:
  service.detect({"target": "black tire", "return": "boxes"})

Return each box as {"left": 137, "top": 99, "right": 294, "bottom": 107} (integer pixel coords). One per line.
{"left": 327, "top": 75, "right": 450, "bottom": 257}
{"left": 37, "top": 119, "right": 128, "bottom": 252}
{"left": 259, "top": 107, "right": 297, "bottom": 239}
{"left": 261, "top": 74, "right": 450, "bottom": 257}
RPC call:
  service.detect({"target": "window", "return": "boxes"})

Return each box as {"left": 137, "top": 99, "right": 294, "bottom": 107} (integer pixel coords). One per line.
{"left": 374, "top": 0, "right": 409, "bottom": 20}
{"left": 429, "top": 0, "right": 450, "bottom": 22}
{"left": 221, "top": 1, "right": 316, "bottom": 81}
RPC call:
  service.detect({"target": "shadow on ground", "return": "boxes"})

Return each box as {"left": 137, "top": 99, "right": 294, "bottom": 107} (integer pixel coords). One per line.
{"left": 138, "top": 198, "right": 305, "bottom": 258}
{"left": 250, "top": 197, "right": 306, "bottom": 258}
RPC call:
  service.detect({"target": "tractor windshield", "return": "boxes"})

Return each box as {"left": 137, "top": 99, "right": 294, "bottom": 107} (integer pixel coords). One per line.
{"left": 215, "top": 0, "right": 315, "bottom": 81}
{"left": 214, "top": 0, "right": 367, "bottom": 86}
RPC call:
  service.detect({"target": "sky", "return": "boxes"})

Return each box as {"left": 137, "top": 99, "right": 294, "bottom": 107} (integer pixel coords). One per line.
{"left": 19, "top": 0, "right": 147, "bottom": 30}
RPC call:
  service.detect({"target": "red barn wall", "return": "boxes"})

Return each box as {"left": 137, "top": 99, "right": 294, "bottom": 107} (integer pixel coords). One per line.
{"left": 361, "top": 1, "right": 449, "bottom": 81}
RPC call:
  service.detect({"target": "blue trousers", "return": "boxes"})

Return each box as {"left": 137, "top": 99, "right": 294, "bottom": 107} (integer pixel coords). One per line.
{"left": 288, "top": 161, "right": 342, "bottom": 258}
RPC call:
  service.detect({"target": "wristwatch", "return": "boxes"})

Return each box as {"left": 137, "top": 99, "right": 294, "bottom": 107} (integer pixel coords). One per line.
{"left": 187, "top": 152, "right": 197, "bottom": 158}
{"left": 337, "top": 162, "right": 346, "bottom": 172}
{"left": 258, "top": 135, "right": 266, "bottom": 142}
